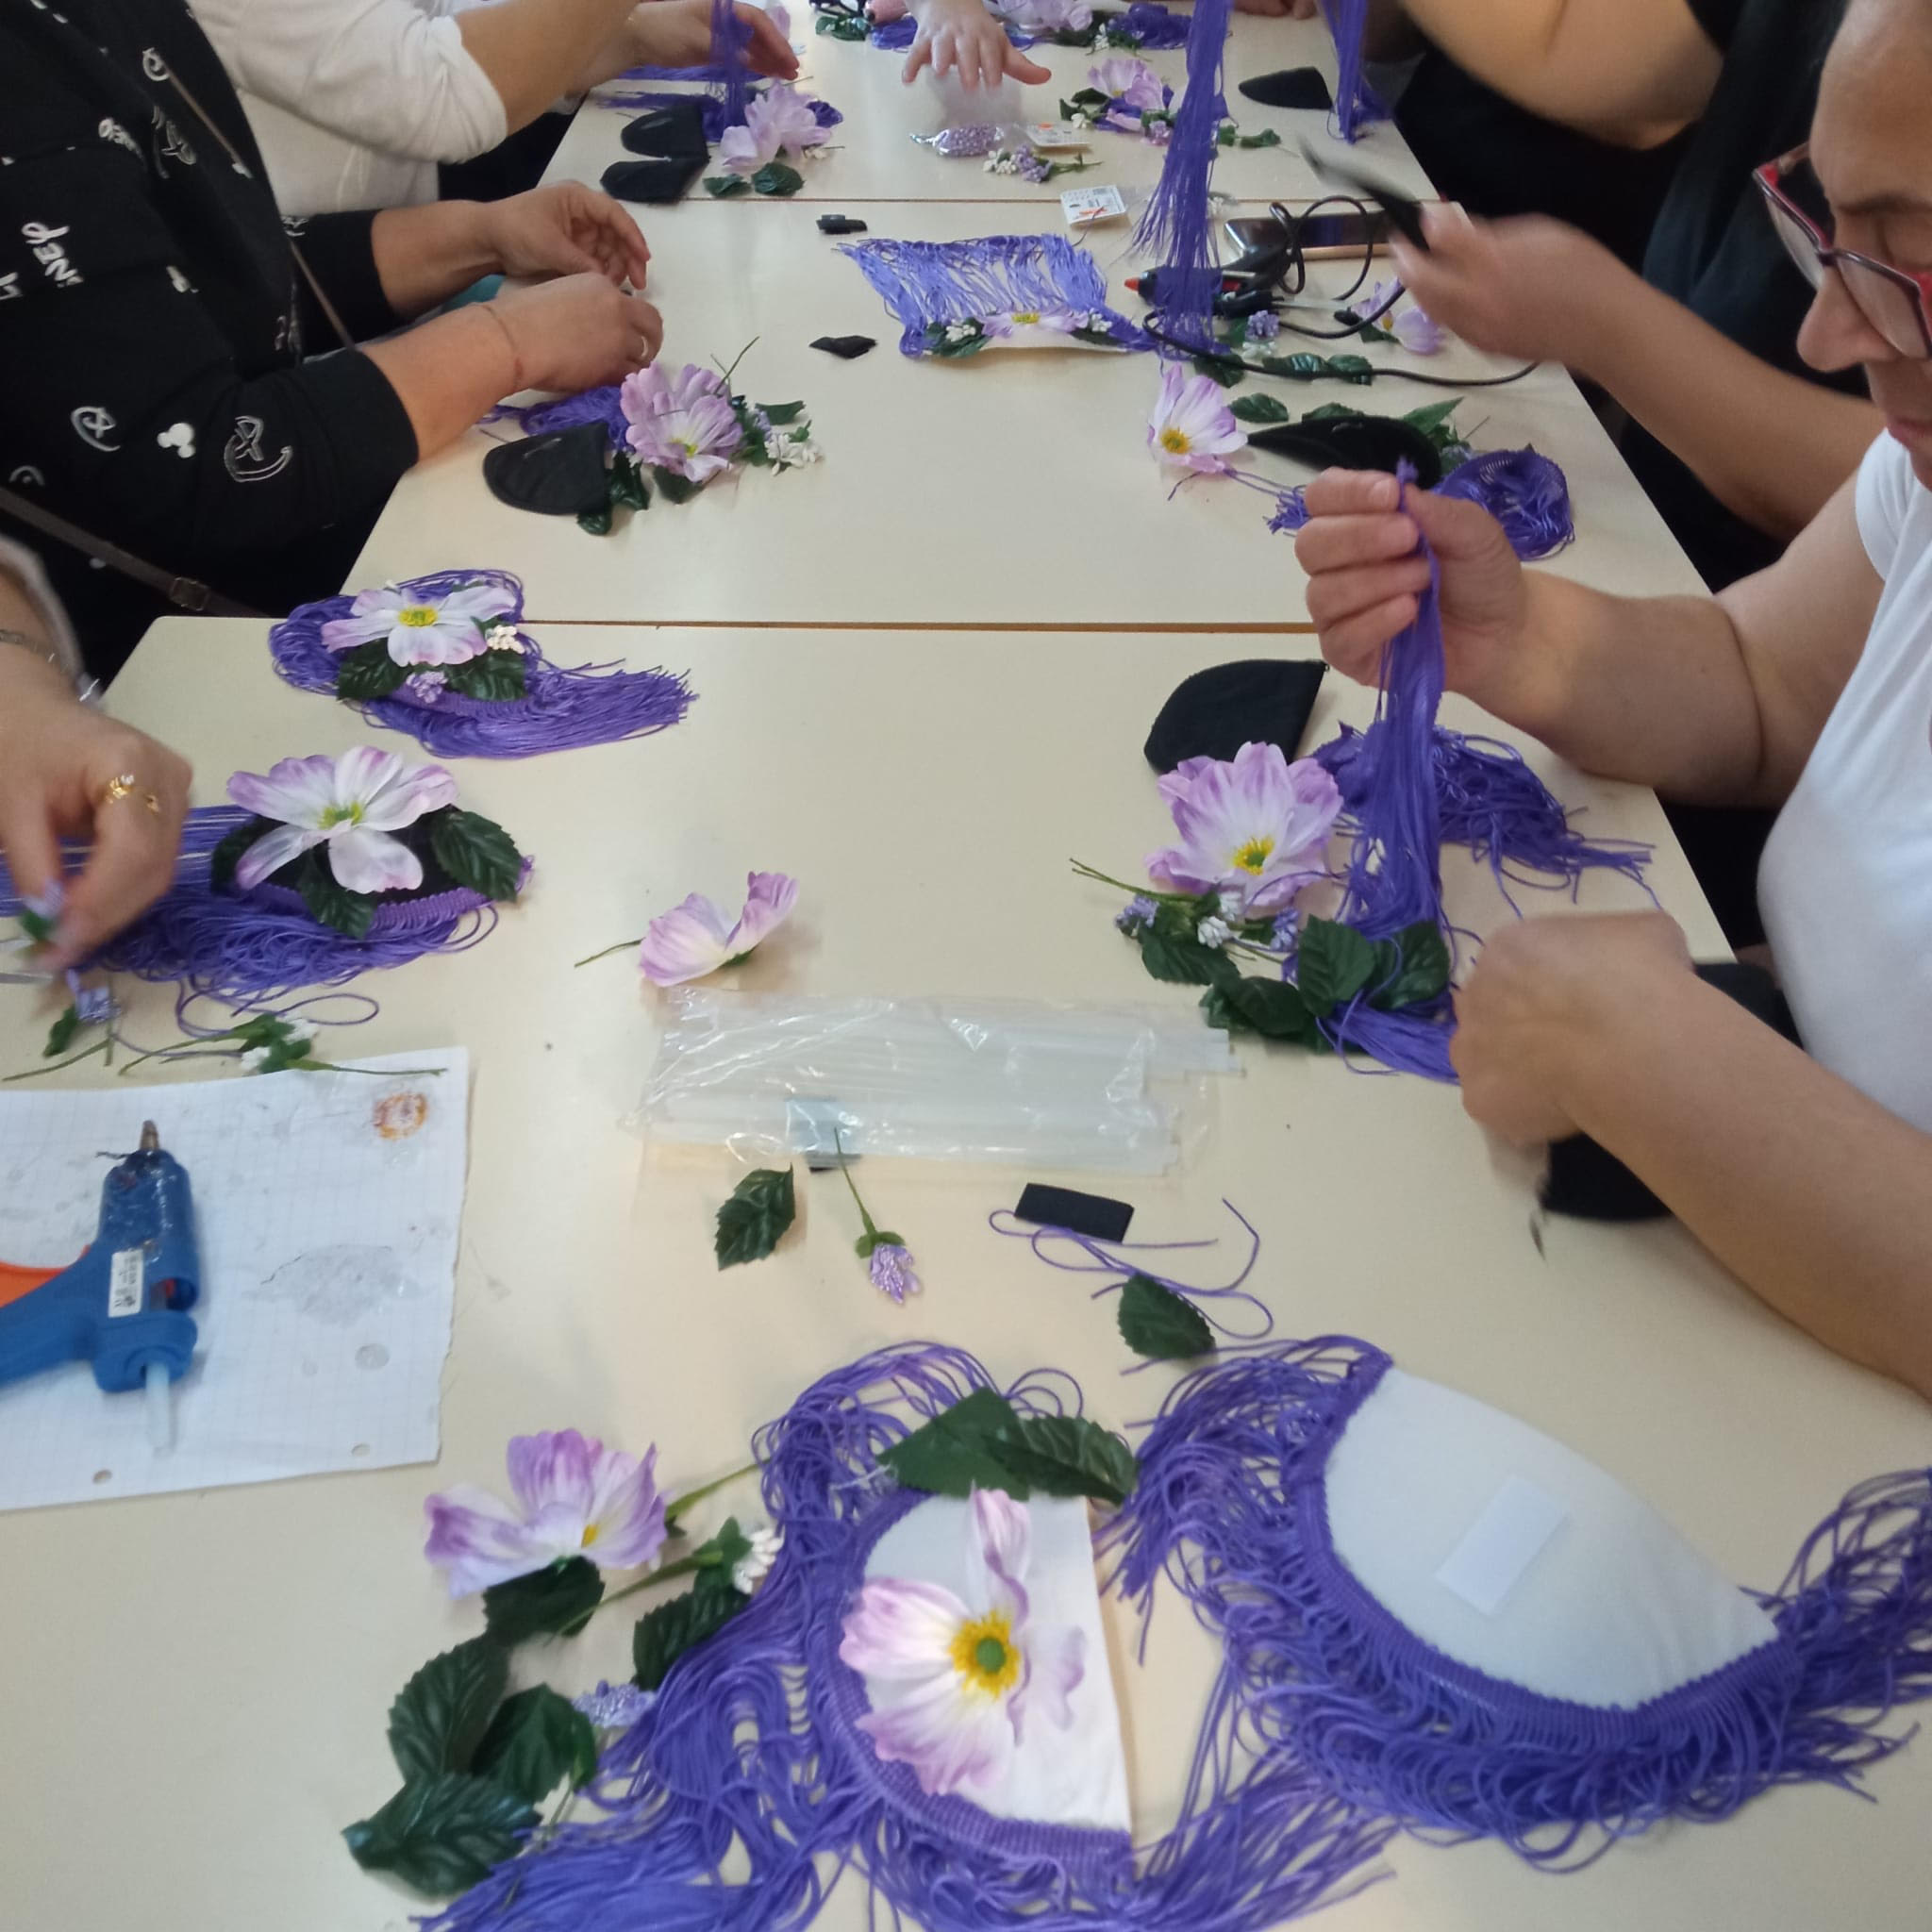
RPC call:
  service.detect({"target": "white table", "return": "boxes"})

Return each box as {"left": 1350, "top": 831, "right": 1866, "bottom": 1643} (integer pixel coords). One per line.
{"left": 3, "top": 619, "right": 1928, "bottom": 1932}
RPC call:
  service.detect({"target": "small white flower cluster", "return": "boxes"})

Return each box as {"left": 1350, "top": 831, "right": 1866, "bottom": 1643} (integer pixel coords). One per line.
{"left": 241, "top": 1022, "right": 315, "bottom": 1071}
{"left": 1196, "top": 916, "right": 1233, "bottom": 950}
{"left": 942, "top": 321, "right": 980, "bottom": 344}
{"left": 732, "top": 1524, "right": 783, "bottom": 1595}
{"left": 982, "top": 148, "right": 1026, "bottom": 175}
{"left": 484, "top": 623, "right": 523, "bottom": 653}
{"left": 764, "top": 434, "right": 821, "bottom": 469}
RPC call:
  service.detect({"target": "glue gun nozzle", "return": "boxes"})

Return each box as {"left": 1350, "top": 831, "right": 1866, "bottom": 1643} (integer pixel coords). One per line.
{"left": 139, "top": 1120, "right": 159, "bottom": 1153}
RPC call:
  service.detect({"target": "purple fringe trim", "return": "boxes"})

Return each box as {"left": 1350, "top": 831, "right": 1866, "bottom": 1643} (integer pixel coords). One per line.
{"left": 1106, "top": 1343, "right": 1932, "bottom": 1865}
{"left": 841, "top": 234, "right": 1153, "bottom": 355}
{"left": 1317, "top": 0, "right": 1389, "bottom": 142}
{"left": 424, "top": 1341, "right": 1389, "bottom": 1931}
{"left": 594, "top": 84, "right": 843, "bottom": 131}
{"left": 1109, "top": 2, "right": 1191, "bottom": 47}
{"left": 268, "top": 569, "right": 693, "bottom": 759}
{"left": 710, "top": 0, "right": 753, "bottom": 127}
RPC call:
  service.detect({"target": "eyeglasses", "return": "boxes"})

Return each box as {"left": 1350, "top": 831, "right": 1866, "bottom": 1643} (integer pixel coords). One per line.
{"left": 1755, "top": 143, "right": 1932, "bottom": 358}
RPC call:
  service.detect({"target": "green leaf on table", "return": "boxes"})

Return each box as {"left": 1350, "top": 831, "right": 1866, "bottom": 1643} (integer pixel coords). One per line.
{"left": 752, "top": 161, "right": 804, "bottom": 197}
{"left": 609, "top": 451, "right": 650, "bottom": 511}
{"left": 471, "top": 1687, "right": 599, "bottom": 1806}
{"left": 387, "top": 1635, "right": 508, "bottom": 1783}
{"left": 577, "top": 502, "right": 615, "bottom": 537}
{"left": 651, "top": 464, "right": 702, "bottom": 504}
{"left": 687, "top": 1515, "right": 754, "bottom": 1578}
{"left": 1191, "top": 353, "right": 1243, "bottom": 389}
{"left": 816, "top": 9, "right": 870, "bottom": 38}
{"left": 1117, "top": 1273, "right": 1214, "bottom": 1361}
{"left": 995, "top": 1414, "right": 1139, "bottom": 1506}
{"left": 296, "top": 851, "right": 375, "bottom": 941}
{"left": 1241, "top": 127, "right": 1282, "bottom": 148}
{"left": 441, "top": 650, "right": 526, "bottom": 703}
{"left": 1200, "top": 974, "right": 1318, "bottom": 1044}
{"left": 1301, "top": 401, "right": 1364, "bottom": 424}
{"left": 343, "top": 1773, "right": 534, "bottom": 1897}
{"left": 760, "top": 402, "right": 807, "bottom": 425}
{"left": 208, "top": 821, "right": 261, "bottom": 893}
{"left": 631, "top": 1570, "right": 749, "bottom": 1690}
{"left": 1229, "top": 392, "right": 1291, "bottom": 425}
{"left": 1400, "top": 398, "right": 1463, "bottom": 438}
{"left": 43, "top": 1006, "right": 80, "bottom": 1058}
{"left": 1327, "top": 354, "right": 1375, "bottom": 384}
{"left": 879, "top": 1386, "right": 1030, "bottom": 1498}
{"left": 704, "top": 174, "right": 750, "bottom": 197}
{"left": 1294, "top": 917, "right": 1377, "bottom": 1017}
{"left": 430, "top": 809, "right": 525, "bottom": 902}
{"left": 1368, "top": 921, "right": 1452, "bottom": 1011}
{"left": 715, "top": 1166, "right": 796, "bottom": 1269}
{"left": 1138, "top": 925, "right": 1238, "bottom": 990}
{"left": 16, "top": 905, "right": 55, "bottom": 946}
{"left": 1357, "top": 324, "right": 1385, "bottom": 346}
{"left": 481, "top": 1555, "right": 606, "bottom": 1643}
{"left": 335, "top": 639, "right": 411, "bottom": 701}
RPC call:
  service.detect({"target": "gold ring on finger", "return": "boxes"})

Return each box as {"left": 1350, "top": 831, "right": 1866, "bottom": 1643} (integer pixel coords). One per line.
{"left": 100, "top": 772, "right": 139, "bottom": 807}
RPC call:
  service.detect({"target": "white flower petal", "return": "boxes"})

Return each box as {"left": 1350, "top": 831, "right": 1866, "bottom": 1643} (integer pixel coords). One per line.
{"left": 326, "top": 825, "right": 423, "bottom": 895}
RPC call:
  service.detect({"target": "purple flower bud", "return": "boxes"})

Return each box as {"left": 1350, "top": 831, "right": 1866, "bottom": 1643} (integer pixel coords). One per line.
{"left": 1246, "top": 310, "right": 1280, "bottom": 341}
{"left": 868, "top": 1242, "right": 921, "bottom": 1304}
{"left": 573, "top": 1680, "right": 657, "bottom": 1728}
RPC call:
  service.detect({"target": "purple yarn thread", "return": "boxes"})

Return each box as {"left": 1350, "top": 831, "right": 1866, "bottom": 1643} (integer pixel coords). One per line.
{"left": 1105, "top": 1341, "right": 1932, "bottom": 1865}
{"left": 423, "top": 1341, "right": 1391, "bottom": 1932}
{"left": 709, "top": 0, "right": 754, "bottom": 126}
{"left": 841, "top": 233, "right": 1152, "bottom": 355}
{"left": 269, "top": 569, "right": 694, "bottom": 759}
{"left": 1109, "top": 2, "right": 1191, "bottom": 48}
{"left": 1317, "top": 0, "right": 1390, "bottom": 142}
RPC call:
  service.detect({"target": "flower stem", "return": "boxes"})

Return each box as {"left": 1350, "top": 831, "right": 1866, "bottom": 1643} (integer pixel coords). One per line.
{"left": 3, "top": 1039, "right": 108, "bottom": 1082}
{"left": 1068, "top": 859, "right": 1191, "bottom": 903}
{"left": 599, "top": 1551, "right": 713, "bottom": 1611}
{"left": 302, "top": 1059, "right": 446, "bottom": 1078}
{"left": 664, "top": 1458, "right": 761, "bottom": 1520}
{"left": 830, "top": 1127, "right": 878, "bottom": 1242}
{"left": 573, "top": 938, "right": 641, "bottom": 969}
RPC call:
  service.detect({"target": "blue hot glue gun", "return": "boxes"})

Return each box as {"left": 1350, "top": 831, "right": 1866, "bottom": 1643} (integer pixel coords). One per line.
{"left": 0, "top": 1122, "right": 200, "bottom": 1450}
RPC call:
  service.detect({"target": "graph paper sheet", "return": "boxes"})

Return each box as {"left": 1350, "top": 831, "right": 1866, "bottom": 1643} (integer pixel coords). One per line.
{"left": 0, "top": 1052, "right": 468, "bottom": 1512}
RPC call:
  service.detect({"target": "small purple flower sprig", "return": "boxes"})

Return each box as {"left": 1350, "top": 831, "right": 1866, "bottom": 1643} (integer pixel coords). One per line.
{"left": 983, "top": 144, "right": 1092, "bottom": 184}
{"left": 833, "top": 1127, "right": 921, "bottom": 1304}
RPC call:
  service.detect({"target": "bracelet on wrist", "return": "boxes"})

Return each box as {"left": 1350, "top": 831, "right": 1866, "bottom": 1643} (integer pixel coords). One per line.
{"left": 475, "top": 302, "right": 527, "bottom": 395}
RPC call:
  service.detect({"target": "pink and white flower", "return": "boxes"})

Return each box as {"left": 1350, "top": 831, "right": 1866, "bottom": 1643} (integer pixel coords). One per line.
{"left": 1091, "top": 55, "right": 1167, "bottom": 113}
{"left": 1147, "top": 740, "right": 1343, "bottom": 916}
{"left": 424, "top": 1429, "right": 667, "bottom": 1596}
{"left": 637, "top": 870, "right": 798, "bottom": 985}
{"left": 717, "top": 83, "right": 827, "bottom": 175}
{"left": 1346, "top": 278, "right": 1445, "bottom": 356}
{"left": 1147, "top": 363, "right": 1246, "bottom": 475}
{"left": 319, "top": 581, "right": 518, "bottom": 668}
{"left": 226, "top": 747, "right": 457, "bottom": 895}
{"left": 991, "top": 0, "right": 1093, "bottom": 30}
{"left": 620, "top": 362, "right": 744, "bottom": 484}
{"left": 839, "top": 1490, "right": 1085, "bottom": 1798}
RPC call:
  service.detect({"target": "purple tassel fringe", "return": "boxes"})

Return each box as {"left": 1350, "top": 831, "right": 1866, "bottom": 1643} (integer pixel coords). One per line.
{"left": 269, "top": 569, "right": 694, "bottom": 759}
{"left": 1317, "top": 0, "right": 1389, "bottom": 142}
{"left": 1106, "top": 1343, "right": 1932, "bottom": 1866}
{"left": 709, "top": 0, "right": 754, "bottom": 128}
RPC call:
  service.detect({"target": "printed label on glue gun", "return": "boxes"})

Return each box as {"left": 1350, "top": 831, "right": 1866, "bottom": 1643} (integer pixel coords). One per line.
{"left": 1061, "top": 184, "right": 1127, "bottom": 228}
{"left": 108, "top": 1248, "right": 143, "bottom": 1318}
{"left": 1024, "top": 123, "right": 1090, "bottom": 151}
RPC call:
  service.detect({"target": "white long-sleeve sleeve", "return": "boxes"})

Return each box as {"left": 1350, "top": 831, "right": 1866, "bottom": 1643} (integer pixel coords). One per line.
{"left": 192, "top": 0, "right": 509, "bottom": 215}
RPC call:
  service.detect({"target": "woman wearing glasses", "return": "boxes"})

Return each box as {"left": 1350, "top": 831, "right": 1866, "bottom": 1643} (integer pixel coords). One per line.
{"left": 1294, "top": 0, "right": 1932, "bottom": 1401}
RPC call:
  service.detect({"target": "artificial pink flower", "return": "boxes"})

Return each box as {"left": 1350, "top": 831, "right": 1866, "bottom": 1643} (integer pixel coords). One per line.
{"left": 620, "top": 362, "right": 743, "bottom": 484}
{"left": 1346, "top": 278, "right": 1445, "bottom": 356}
{"left": 1147, "top": 740, "right": 1343, "bottom": 916}
{"left": 424, "top": 1429, "right": 667, "bottom": 1596}
{"left": 717, "top": 83, "right": 826, "bottom": 175}
{"left": 318, "top": 581, "right": 518, "bottom": 668}
{"left": 839, "top": 1490, "right": 1086, "bottom": 1798}
{"left": 227, "top": 747, "right": 457, "bottom": 895}
{"left": 1147, "top": 363, "right": 1246, "bottom": 475}
{"left": 1091, "top": 55, "right": 1167, "bottom": 112}
{"left": 637, "top": 871, "right": 798, "bottom": 985}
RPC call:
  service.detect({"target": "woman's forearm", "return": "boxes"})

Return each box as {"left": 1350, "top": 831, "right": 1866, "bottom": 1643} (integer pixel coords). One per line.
{"left": 1558, "top": 974, "right": 1932, "bottom": 1400}
{"left": 1572, "top": 270, "right": 1882, "bottom": 541}
{"left": 359, "top": 307, "right": 517, "bottom": 461}
{"left": 369, "top": 201, "right": 501, "bottom": 317}
{"left": 458, "top": 0, "right": 642, "bottom": 129}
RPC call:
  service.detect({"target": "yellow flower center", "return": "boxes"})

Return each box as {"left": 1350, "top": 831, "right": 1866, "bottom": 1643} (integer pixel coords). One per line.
{"left": 580, "top": 1523, "right": 600, "bottom": 1548}
{"left": 1012, "top": 310, "right": 1041, "bottom": 325}
{"left": 395, "top": 606, "right": 439, "bottom": 628}
{"left": 318, "top": 803, "right": 363, "bottom": 829}
{"left": 949, "top": 1611, "right": 1021, "bottom": 1700}
{"left": 1232, "top": 835, "right": 1275, "bottom": 874}
{"left": 1158, "top": 426, "right": 1191, "bottom": 455}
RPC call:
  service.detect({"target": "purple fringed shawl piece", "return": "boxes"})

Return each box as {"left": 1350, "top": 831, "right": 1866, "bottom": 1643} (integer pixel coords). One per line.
{"left": 1131, "top": 0, "right": 1233, "bottom": 347}
{"left": 1106, "top": 1341, "right": 1932, "bottom": 1864}
{"left": 270, "top": 570, "right": 694, "bottom": 759}
{"left": 1316, "top": 0, "right": 1389, "bottom": 141}
{"left": 424, "top": 1342, "right": 1391, "bottom": 1932}
{"left": 841, "top": 234, "right": 1154, "bottom": 354}
{"left": 0, "top": 809, "right": 524, "bottom": 1013}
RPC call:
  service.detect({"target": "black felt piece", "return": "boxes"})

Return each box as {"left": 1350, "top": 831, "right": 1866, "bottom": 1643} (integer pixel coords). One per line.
{"left": 817, "top": 214, "right": 870, "bottom": 235}
{"left": 1239, "top": 69, "right": 1334, "bottom": 111}
{"left": 1144, "top": 658, "right": 1327, "bottom": 773}
{"left": 482, "top": 424, "right": 612, "bottom": 518}
{"left": 601, "top": 155, "right": 706, "bottom": 205}
{"left": 1015, "top": 1185, "right": 1134, "bottom": 1243}
{"left": 811, "top": 334, "right": 877, "bottom": 358}
{"left": 1248, "top": 416, "right": 1444, "bottom": 488}
{"left": 621, "top": 101, "right": 710, "bottom": 158}
{"left": 1540, "top": 962, "right": 1801, "bottom": 1222}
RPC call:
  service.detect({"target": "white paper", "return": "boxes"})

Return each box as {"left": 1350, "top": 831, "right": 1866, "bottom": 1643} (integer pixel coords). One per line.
{"left": 0, "top": 1053, "right": 467, "bottom": 1511}
{"left": 1433, "top": 1475, "right": 1568, "bottom": 1617}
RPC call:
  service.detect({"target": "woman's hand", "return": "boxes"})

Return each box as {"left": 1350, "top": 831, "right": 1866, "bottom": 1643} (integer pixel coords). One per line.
{"left": 1293, "top": 469, "right": 1530, "bottom": 700}
{"left": 903, "top": 0, "right": 1051, "bottom": 89}
{"left": 481, "top": 183, "right": 653, "bottom": 290}
{"left": 0, "top": 651, "right": 192, "bottom": 973}
{"left": 631, "top": 0, "right": 799, "bottom": 78}
{"left": 1450, "top": 912, "right": 1695, "bottom": 1144}
{"left": 492, "top": 275, "right": 664, "bottom": 392}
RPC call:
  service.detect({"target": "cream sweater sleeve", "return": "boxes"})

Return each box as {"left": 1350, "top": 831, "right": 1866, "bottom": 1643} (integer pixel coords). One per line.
{"left": 194, "top": 0, "right": 508, "bottom": 164}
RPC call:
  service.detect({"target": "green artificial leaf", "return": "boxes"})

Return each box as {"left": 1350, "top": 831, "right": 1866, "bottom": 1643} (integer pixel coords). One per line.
{"left": 688, "top": 1516, "right": 753, "bottom": 1577}
{"left": 1400, "top": 398, "right": 1463, "bottom": 437}
{"left": 1117, "top": 1273, "right": 1214, "bottom": 1361}
{"left": 481, "top": 1556, "right": 606, "bottom": 1643}
{"left": 342, "top": 1773, "right": 535, "bottom": 1898}
{"left": 1067, "top": 86, "right": 1110, "bottom": 108}
{"left": 816, "top": 9, "right": 870, "bottom": 37}
{"left": 1369, "top": 921, "right": 1452, "bottom": 1010}
{"left": 577, "top": 503, "right": 615, "bottom": 536}
{"left": 761, "top": 402, "right": 807, "bottom": 425}
{"left": 1275, "top": 353, "right": 1326, "bottom": 380}
{"left": 738, "top": 438, "right": 772, "bottom": 468}
{"left": 631, "top": 1570, "right": 748, "bottom": 1690}
{"left": 879, "top": 1386, "right": 1031, "bottom": 1498}
{"left": 1301, "top": 401, "right": 1364, "bottom": 424}
{"left": 1328, "top": 354, "right": 1375, "bottom": 384}
{"left": 297, "top": 851, "right": 375, "bottom": 941}
{"left": 43, "top": 1006, "right": 80, "bottom": 1058}
{"left": 1191, "top": 353, "right": 1242, "bottom": 389}
{"left": 208, "top": 820, "right": 259, "bottom": 892}
{"left": 752, "top": 161, "right": 804, "bottom": 196}
{"left": 651, "top": 465, "right": 702, "bottom": 504}
{"left": 1242, "top": 127, "right": 1282, "bottom": 148}
{"left": 995, "top": 1414, "right": 1139, "bottom": 1507}
{"left": 429, "top": 808, "right": 525, "bottom": 902}
{"left": 441, "top": 651, "right": 525, "bottom": 703}
{"left": 17, "top": 905, "right": 55, "bottom": 946}
{"left": 1357, "top": 324, "right": 1385, "bottom": 346}
{"left": 387, "top": 1636, "right": 508, "bottom": 1784}
{"left": 1138, "top": 925, "right": 1238, "bottom": 990}
{"left": 335, "top": 639, "right": 412, "bottom": 701}
{"left": 704, "top": 174, "right": 750, "bottom": 197}
{"left": 1294, "top": 917, "right": 1377, "bottom": 1017}
{"left": 471, "top": 1687, "right": 599, "bottom": 1806}
{"left": 714, "top": 1166, "right": 796, "bottom": 1269}
{"left": 609, "top": 452, "right": 650, "bottom": 511}
{"left": 1229, "top": 392, "right": 1291, "bottom": 425}
{"left": 1200, "top": 974, "right": 1318, "bottom": 1044}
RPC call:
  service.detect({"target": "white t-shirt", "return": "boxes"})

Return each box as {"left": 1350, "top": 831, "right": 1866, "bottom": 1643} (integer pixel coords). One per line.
{"left": 191, "top": 0, "right": 508, "bottom": 217}
{"left": 1758, "top": 434, "right": 1932, "bottom": 1131}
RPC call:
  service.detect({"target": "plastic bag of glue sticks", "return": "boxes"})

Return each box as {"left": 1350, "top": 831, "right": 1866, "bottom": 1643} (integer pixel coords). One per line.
{"left": 635, "top": 990, "right": 1236, "bottom": 1174}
